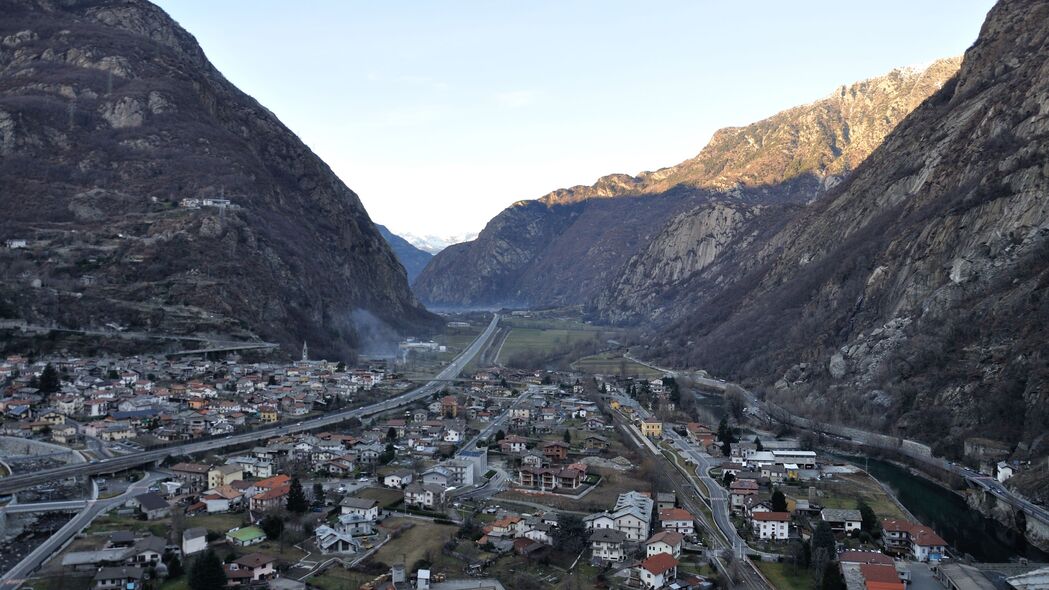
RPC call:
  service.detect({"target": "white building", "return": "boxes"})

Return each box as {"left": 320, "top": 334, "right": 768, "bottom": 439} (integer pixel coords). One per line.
{"left": 751, "top": 512, "right": 790, "bottom": 540}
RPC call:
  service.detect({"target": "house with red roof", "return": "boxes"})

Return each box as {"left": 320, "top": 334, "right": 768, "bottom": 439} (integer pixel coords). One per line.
{"left": 637, "top": 552, "right": 678, "bottom": 589}
{"left": 751, "top": 511, "right": 791, "bottom": 540}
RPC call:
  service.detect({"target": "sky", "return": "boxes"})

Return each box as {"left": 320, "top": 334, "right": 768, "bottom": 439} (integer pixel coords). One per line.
{"left": 156, "top": 1, "right": 995, "bottom": 240}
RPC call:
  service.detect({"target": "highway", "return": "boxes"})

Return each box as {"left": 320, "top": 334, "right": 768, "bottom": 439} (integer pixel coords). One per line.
{"left": 0, "top": 314, "right": 501, "bottom": 496}
{"left": 0, "top": 471, "right": 166, "bottom": 590}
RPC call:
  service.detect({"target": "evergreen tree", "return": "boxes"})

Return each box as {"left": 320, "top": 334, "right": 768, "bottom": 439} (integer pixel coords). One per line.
{"left": 821, "top": 561, "right": 846, "bottom": 590}
{"left": 313, "top": 482, "right": 325, "bottom": 504}
{"left": 811, "top": 521, "right": 836, "bottom": 558}
{"left": 188, "top": 549, "right": 226, "bottom": 590}
{"left": 387, "top": 427, "right": 397, "bottom": 441}
{"left": 260, "top": 514, "right": 285, "bottom": 539}
{"left": 553, "top": 514, "right": 587, "bottom": 554}
{"left": 562, "top": 429, "right": 571, "bottom": 444}
{"left": 722, "top": 471, "right": 735, "bottom": 486}
{"left": 494, "top": 430, "right": 506, "bottom": 442}
{"left": 857, "top": 501, "right": 880, "bottom": 536}
{"left": 165, "top": 555, "right": 184, "bottom": 579}
{"left": 717, "top": 417, "right": 731, "bottom": 443}
{"left": 380, "top": 442, "right": 396, "bottom": 464}
{"left": 287, "top": 477, "right": 307, "bottom": 513}
{"left": 754, "top": 436, "right": 764, "bottom": 452}
{"left": 771, "top": 489, "right": 788, "bottom": 512}
{"left": 721, "top": 438, "right": 732, "bottom": 458}
{"left": 38, "top": 363, "right": 60, "bottom": 394}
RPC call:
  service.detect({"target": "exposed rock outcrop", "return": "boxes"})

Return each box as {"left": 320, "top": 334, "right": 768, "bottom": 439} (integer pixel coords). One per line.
{"left": 650, "top": 0, "right": 1049, "bottom": 457}
{"left": 415, "top": 59, "right": 960, "bottom": 310}
{"left": 0, "top": 0, "right": 438, "bottom": 358}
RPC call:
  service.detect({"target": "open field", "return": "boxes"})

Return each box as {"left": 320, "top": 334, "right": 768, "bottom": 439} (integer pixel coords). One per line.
{"left": 356, "top": 486, "right": 404, "bottom": 509}
{"left": 371, "top": 519, "right": 457, "bottom": 569}
{"left": 496, "top": 327, "right": 603, "bottom": 364}
{"left": 27, "top": 573, "right": 94, "bottom": 590}
{"left": 814, "top": 473, "right": 908, "bottom": 519}
{"left": 308, "top": 566, "right": 376, "bottom": 590}
{"left": 181, "top": 511, "right": 250, "bottom": 533}
{"left": 572, "top": 351, "right": 666, "bottom": 378}
{"left": 756, "top": 561, "right": 815, "bottom": 590}
{"left": 85, "top": 513, "right": 168, "bottom": 537}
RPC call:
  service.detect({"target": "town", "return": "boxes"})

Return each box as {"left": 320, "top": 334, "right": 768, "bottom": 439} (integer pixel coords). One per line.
{"left": 1, "top": 314, "right": 1043, "bottom": 590}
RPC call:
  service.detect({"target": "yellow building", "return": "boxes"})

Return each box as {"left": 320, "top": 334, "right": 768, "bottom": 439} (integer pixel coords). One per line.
{"left": 640, "top": 419, "right": 663, "bottom": 438}
{"left": 259, "top": 406, "right": 278, "bottom": 423}
{"left": 210, "top": 464, "right": 244, "bottom": 488}
{"left": 610, "top": 400, "right": 621, "bottom": 411}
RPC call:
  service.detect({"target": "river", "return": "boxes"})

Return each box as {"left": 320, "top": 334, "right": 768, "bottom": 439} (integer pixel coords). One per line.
{"left": 840, "top": 455, "right": 1049, "bottom": 563}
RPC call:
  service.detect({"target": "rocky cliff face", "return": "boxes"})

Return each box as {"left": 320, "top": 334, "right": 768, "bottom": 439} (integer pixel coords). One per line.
{"left": 414, "top": 59, "right": 960, "bottom": 309}
{"left": 0, "top": 0, "right": 438, "bottom": 358}
{"left": 648, "top": 0, "right": 1049, "bottom": 458}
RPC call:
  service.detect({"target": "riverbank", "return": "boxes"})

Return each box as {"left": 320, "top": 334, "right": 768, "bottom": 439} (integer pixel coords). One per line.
{"left": 831, "top": 453, "right": 1048, "bottom": 562}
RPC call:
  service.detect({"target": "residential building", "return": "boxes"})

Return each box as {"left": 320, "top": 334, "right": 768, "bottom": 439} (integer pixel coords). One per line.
{"left": 646, "top": 530, "right": 684, "bottom": 558}
{"left": 590, "top": 529, "right": 627, "bottom": 563}
{"left": 226, "top": 526, "right": 266, "bottom": 547}
{"left": 638, "top": 553, "right": 678, "bottom": 589}
{"left": 93, "top": 567, "right": 144, "bottom": 590}
{"left": 340, "top": 497, "right": 379, "bottom": 521}
{"left": 658, "top": 508, "right": 695, "bottom": 536}
{"left": 404, "top": 482, "right": 446, "bottom": 510}
{"left": 822, "top": 508, "right": 862, "bottom": 533}
{"left": 182, "top": 528, "right": 207, "bottom": 556}
{"left": 751, "top": 512, "right": 791, "bottom": 540}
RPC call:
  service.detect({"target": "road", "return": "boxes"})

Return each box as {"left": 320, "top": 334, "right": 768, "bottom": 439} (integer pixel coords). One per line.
{"left": 0, "top": 471, "right": 166, "bottom": 590}
{"left": 605, "top": 392, "right": 770, "bottom": 590}
{"left": 453, "top": 386, "right": 537, "bottom": 500}
{"left": 666, "top": 430, "right": 753, "bottom": 558}
{"left": 0, "top": 314, "right": 501, "bottom": 496}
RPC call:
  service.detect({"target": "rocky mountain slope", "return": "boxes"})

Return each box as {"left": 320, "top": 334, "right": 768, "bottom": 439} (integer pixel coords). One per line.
{"left": 414, "top": 58, "right": 960, "bottom": 309}
{"left": 646, "top": 0, "right": 1049, "bottom": 458}
{"left": 377, "top": 225, "right": 432, "bottom": 284}
{"left": 0, "top": 0, "right": 438, "bottom": 359}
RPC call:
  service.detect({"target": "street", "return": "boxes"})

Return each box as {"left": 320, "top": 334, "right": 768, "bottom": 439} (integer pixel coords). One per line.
{"left": 0, "top": 470, "right": 167, "bottom": 590}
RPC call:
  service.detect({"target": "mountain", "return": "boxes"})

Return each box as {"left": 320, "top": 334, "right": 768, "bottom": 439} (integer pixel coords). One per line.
{"left": 642, "top": 0, "right": 1049, "bottom": 459}
{"left": 376, "top": 225, "right": 432, "bottom": 284}
{"left": 414, "top": 58, "right": 961, "bottom": 309}
{"left": 401, "top": 232, "right": 478, "bottom": 255}
{"left": 0, "top": 0, "right": 438, "bottom": 359}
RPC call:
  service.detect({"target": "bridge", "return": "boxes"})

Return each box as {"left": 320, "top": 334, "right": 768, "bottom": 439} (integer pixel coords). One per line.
{"left": 165, "top": 342, "right": 280, "bottom": 357}
{"left": 0, "top": 500, "right": 88, "bottom": 515}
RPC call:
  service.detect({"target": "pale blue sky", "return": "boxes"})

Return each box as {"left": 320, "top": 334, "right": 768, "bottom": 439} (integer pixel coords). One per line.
{"left": 156, "top": 1, "right": 994, "bottom": 239}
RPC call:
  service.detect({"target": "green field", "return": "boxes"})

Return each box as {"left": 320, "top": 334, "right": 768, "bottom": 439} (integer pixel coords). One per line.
{"left": 308, "top": 566, "right": 375, "bottom": 590}
{"left": 755, "top": 561, "right": 815, "bottom": 590}
{"left": 496, "top": 327, "right": 605, "bottom": 364}
{"left": 572, "top": 352, "right": 665, "bottom": 378}
{"left": 371, "top": 519, "right": 458, "bottom": 570}
{"left": 355, "top": 486, "right": 404, "bottom": 509}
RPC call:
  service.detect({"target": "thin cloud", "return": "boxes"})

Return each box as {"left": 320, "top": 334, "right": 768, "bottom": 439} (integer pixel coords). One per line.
{"left": 495, "top": 89, "right": 538, "bottom": 109}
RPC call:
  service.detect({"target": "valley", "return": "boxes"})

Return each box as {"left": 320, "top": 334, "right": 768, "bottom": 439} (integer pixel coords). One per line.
{"left": 2, "top": 0, "right": 1048, "bottom": 589}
